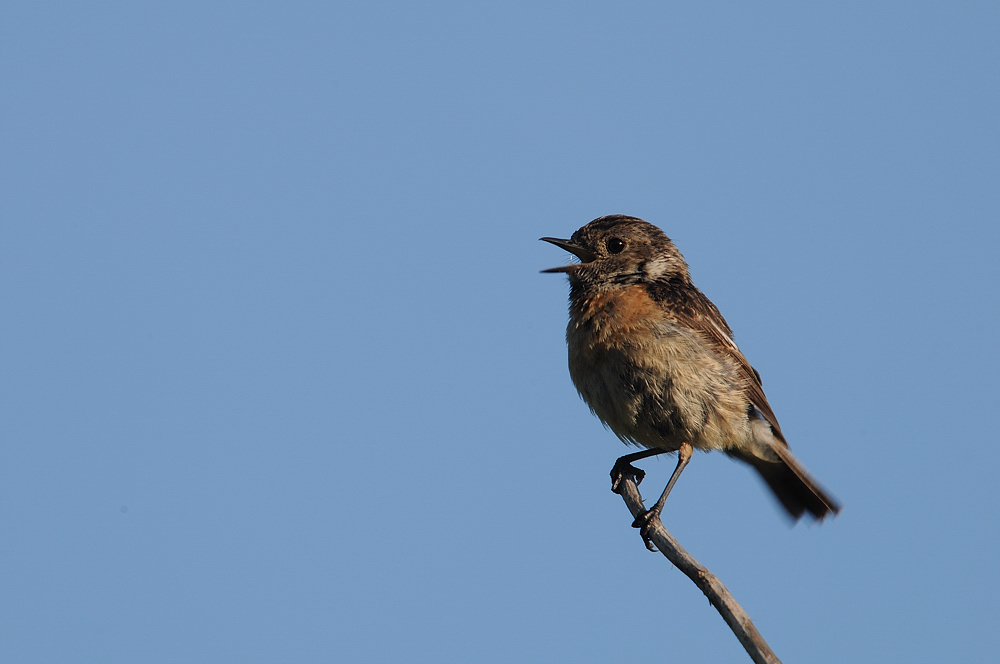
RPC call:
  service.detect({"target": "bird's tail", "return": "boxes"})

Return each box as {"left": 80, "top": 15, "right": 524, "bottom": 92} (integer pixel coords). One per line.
{"left": 730, "top": 437, "right": 841, "bottom": 521}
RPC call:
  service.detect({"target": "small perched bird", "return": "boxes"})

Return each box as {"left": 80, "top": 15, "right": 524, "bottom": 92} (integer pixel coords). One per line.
{"left": 542, "top": 215, "right": 839, "bottom": 549}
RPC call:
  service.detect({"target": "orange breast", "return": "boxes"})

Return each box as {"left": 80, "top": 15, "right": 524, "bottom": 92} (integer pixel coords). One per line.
{"left": 574, "top": 284, "right": 662, "bottom": 343}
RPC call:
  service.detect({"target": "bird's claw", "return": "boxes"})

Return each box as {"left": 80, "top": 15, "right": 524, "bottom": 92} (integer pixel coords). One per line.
{"left": 610, "top": 460, "right": 645, "bottom": 493}
{"left": 631, "top": 509, "right": 659, "bottom": 552}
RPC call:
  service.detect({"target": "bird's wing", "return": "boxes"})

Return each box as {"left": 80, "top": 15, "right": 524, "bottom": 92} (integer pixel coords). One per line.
{"left": 645, "top": 278, "right": 788, "bottom": 444}
{"left": 686, "top": 289, "right": 787, "bottom": 445}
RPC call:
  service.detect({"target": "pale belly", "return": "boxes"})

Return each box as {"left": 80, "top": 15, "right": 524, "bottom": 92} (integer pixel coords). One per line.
{"left": 567, "top": 320, "right": 752, "bottom": 453}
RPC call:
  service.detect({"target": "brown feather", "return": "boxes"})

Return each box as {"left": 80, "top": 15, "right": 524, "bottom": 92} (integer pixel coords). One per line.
{"left": 645, "top": 279, "right": 787, "bottom": 445}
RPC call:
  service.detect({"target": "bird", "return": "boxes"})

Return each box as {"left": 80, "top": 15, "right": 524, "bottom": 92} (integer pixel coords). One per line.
{"left": 541, "top": 215, "right": 840, "bottom": 550}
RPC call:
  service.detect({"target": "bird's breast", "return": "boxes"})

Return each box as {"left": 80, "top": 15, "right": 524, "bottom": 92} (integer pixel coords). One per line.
{"left": 568, "top": 284, "right": 662, "bottom": 344}
{"left": 565, "top": 285, "right": 674, "bottom": 445}
{"left": 565, "top": 284, "right": 750, "bottom": 452}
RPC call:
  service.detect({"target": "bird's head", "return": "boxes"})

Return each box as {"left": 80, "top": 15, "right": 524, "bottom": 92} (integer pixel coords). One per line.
{"left": 541, "top": 215, "right": 689, "bottom": 287}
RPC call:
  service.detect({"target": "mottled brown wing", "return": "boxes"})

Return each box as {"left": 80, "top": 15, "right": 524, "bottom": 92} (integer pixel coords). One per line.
{"left": 686, "top": 289, "right": 788, "bottom": 445}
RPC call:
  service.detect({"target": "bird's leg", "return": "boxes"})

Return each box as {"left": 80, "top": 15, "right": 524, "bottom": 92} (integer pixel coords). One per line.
{"left": 610, "top": 448, "right": 669, "bottom": 493}
{"left": 632, "top": 442, "right": 694, "bottom": 552}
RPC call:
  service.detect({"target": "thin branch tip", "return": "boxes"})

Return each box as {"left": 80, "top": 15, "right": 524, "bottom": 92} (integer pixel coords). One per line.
{"left": 615, "top": 474, "right": 783, "bottom": 664}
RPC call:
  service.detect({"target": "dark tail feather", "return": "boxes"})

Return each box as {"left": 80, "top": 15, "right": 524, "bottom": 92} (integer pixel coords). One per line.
{"left": 731, "top": 445, "right": 841, "bottom": 521}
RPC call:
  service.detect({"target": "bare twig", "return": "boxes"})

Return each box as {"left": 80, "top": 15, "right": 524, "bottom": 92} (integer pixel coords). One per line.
{"left": 616, "top": 475, "right": 782, "bottom": 664}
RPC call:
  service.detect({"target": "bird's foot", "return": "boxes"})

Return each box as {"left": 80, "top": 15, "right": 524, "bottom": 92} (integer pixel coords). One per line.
{"left": 631, "top": 509, "right": 660, "bottom": 552}
{"left": 610, "top": 459, "right": 645, "bottom": 494}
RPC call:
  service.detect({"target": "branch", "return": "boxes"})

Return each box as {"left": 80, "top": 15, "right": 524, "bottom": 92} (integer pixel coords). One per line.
{"left": 616, "top": 475, "right": 783, "bottom": 664}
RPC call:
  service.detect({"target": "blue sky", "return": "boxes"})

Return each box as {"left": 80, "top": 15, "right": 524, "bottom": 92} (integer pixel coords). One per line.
{"left": 2, "top": 2, "right": 998, "bottom": 662}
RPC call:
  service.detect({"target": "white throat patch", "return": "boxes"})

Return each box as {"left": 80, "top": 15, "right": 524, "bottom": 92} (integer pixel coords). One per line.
{"left": 644, "top": 256, "right": 674, "bottom": 279}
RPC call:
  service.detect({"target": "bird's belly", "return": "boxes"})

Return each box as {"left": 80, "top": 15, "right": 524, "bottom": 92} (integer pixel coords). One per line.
{"left": 567, "top": 320, "right": 750, "bottom": 452}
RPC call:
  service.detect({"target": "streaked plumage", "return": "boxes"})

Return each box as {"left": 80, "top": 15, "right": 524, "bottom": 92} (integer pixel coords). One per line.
{"left": 543, "top": 215, "right": 840, "bottom": 522}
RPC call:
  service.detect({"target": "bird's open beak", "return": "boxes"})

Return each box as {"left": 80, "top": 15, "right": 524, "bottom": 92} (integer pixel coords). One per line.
{"left": 539, "top": 237, "right": 597, "bottom": 273}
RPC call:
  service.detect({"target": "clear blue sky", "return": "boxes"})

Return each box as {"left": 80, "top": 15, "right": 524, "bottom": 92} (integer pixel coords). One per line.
{"left": 2, "top": 2, "right": 998, "bottom": 662}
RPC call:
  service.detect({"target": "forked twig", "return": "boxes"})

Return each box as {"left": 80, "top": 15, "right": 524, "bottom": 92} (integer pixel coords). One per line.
{"left": 615, "top": 475, "right": 782, "bottom": 664}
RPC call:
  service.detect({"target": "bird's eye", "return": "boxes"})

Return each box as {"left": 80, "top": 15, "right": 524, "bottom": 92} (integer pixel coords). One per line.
{"left": 606, "top": 238, "right": 626, "bottom": 254}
